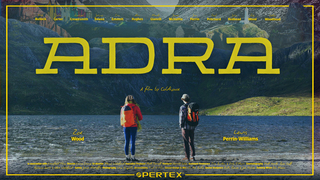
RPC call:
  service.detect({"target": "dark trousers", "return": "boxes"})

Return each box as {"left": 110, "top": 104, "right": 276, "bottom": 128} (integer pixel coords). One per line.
{"left": 181, "top": 128, "right": 195, "bottom": 158}
{"left": 123, "top": 127, "right": 137, "bottom": 155}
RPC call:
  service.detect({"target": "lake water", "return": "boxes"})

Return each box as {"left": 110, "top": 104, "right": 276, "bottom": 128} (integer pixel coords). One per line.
{"left": 1, "top": 115, "right": 314, "bottom": 159}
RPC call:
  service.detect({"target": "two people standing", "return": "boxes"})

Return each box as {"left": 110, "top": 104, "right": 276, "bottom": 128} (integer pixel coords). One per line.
{"left": 120, "top": 94, "right": 197, "bottom": 162}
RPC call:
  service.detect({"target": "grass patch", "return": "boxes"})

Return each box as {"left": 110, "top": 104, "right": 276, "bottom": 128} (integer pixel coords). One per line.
{"left": 200, "top": 96, "right": 315, "bottom": 116}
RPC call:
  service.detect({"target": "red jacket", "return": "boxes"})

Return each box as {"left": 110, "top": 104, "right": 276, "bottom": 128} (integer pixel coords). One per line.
{"left": 120, "top": 103, "right": 143, "bottom": 127}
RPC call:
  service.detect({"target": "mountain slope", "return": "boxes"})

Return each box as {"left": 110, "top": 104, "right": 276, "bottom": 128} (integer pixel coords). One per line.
{"left": 82, "top": 0, "right": 163, "bottom": 19}
{"left": 0, "top": 16, "right": 316, "bottom": 115}
{"left": 166, "top": 1, "right": 315, "bottom": 44}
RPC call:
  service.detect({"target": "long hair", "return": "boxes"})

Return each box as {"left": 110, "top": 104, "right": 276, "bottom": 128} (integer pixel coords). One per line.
{"left": 124, "top": 95, "right": 137, "bottom": 105}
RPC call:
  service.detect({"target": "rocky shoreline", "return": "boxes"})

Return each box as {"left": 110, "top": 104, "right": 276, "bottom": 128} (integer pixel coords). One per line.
{"left": 1, "top": 153, "right": 319, "bottom": 180}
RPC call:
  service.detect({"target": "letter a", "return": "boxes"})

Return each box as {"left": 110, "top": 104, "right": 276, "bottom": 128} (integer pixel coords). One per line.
{"left": 219, "top": 38, "right": 279, "bottom": 74}
{"left": 36, "top": 38, "right": 97, "bottom": 74}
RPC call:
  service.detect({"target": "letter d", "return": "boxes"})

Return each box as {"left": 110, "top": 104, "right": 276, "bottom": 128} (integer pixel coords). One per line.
{"left": 101, "top": 38, "right": 155, "bottom": 74}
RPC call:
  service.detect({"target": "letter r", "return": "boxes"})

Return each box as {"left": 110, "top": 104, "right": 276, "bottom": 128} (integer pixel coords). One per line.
{"left": 162, "top": 38, "right": 214, "bottom": 74}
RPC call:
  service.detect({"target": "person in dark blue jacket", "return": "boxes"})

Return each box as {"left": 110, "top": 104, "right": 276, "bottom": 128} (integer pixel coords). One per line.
{"left": 179, "top": 94, "right": 196, "bottom": 161}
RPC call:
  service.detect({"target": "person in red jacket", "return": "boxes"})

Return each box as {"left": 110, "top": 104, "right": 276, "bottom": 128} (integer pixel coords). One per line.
{"left": 120, "top": 95, "right": 143, "bottom": 161}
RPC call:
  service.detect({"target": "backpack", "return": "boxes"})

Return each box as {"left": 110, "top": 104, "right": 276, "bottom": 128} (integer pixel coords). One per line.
{"left": 120, "top": 104, "right": 137, "bottom": 127}
{"left": 185, "top": 102, "right": 199, "bottom": 126}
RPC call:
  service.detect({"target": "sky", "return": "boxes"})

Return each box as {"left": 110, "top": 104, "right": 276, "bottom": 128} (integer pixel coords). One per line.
{"left": 146, "top": 0, "right": 179, "bottom": 12}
